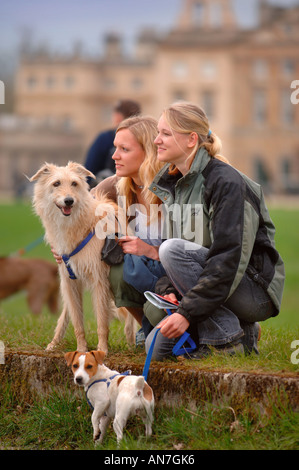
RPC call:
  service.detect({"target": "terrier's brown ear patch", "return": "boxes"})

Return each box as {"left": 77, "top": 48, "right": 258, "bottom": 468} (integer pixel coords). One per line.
{"left": 90, "top": 350, "right": 106, "bottom": 364}
{"left": 64, "top": 351, "right": 78, "bottom": 367}
{"left": 117, "top": 376, "right": 126, "bottom": 387}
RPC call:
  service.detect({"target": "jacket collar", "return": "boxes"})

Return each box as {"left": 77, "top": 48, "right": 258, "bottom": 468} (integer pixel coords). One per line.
{"left": 150, "top": 147, "right": 211, "bottom": 193}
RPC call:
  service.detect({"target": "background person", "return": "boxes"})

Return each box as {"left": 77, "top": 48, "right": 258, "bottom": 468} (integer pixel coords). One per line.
{"left": 84, "top": 99, "right": 141, "bottom": 187}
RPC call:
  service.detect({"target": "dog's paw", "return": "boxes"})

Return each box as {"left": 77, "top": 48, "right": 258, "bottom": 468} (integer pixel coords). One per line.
{"left": 97, "top": 345, "right": 108, "bottom": 355}
{"left": 93, "top": 431, "right": 101, "bottom": 443}
{"left": 45, "top": 342, "right": 57, "bottom": 351}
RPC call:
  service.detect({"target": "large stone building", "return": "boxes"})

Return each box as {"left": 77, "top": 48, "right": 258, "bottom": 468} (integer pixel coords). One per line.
{"left": 1, "top": 0, "right": 299, "bottom": 196}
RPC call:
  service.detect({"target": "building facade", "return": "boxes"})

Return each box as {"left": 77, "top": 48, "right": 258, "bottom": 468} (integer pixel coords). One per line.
{"left": 1, "top": 0, "right": 299, "bottom": 196}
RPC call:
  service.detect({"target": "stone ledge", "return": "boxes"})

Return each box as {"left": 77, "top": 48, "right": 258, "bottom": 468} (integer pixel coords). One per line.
{"left": 0, "top": 351, "right": 298, "bottom": 412}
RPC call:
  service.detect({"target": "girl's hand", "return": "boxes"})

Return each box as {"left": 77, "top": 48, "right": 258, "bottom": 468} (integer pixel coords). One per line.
{"left": 51, "top": 246, "right": 62, "bottom": 264}
{"left": 158, "top": 313, "right": 190, "bottom": 339}
{"left": 163, "top": 293, "right": 179, "bottom": 304}
{"left": 118, "top": 236, "right": 159, "bottom": 260}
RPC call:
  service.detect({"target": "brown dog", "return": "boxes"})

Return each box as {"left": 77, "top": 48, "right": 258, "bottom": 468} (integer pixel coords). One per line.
{"left": 0, "top": 256, "right": 59, "bottom": 315}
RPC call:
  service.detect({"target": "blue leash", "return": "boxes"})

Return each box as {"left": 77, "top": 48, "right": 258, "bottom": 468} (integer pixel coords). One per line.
{"left": 142, "top": 308, "right": 196, "bottom": 381}
{"left": 62, "top": 230, "right": 95, "bottom": 279}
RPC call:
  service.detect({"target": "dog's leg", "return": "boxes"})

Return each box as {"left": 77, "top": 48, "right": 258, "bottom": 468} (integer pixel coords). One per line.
{"left": 61, "top": 276, "right": 87, "bottom": 352}
{"left": 46, "top": 305, "right": 69, "bottom": 350}
{"left": 98, "top": 415, "right": 111, "bottom": 444}
{"left": 92, "top": 285, "right": 110, "bottom": 354}
{"left": 92, "top": 402, "right": 109, "bottom": 443}
{"left": 111, "top": 306, "right": 137, "bottom": 346}
{"left": 113, "top": 406, "right": 131, "bottom": 444}
{"left": 123, "top": 309, "right": 137, "bottom": 345}
{"left": 143, "top": 409, "right": 153, "bottom": 437}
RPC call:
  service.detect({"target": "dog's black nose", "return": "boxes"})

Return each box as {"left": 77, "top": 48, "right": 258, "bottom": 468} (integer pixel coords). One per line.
{"left": 76, "top": 376, "right": 83, "bottom": 384}
{"left": 64, "top": 197, "right": 74, "bottom": 207}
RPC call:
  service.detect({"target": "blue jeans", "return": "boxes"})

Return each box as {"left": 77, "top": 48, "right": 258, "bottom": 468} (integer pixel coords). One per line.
{"left": 145, "top": 239, "right": 275, "bottom": 360}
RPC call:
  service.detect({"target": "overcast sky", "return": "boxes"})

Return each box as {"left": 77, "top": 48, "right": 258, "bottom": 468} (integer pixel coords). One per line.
{"left": 0, "top": 0, "right": 298, "bottom": 58}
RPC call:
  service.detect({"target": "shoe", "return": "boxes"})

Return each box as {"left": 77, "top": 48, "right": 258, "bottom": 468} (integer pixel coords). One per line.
{"left": 184, "top": 340, "right": 244, "bottom": 359}
{"left": 241, "top": 322, "right": 261, "bottom": 355}
{"left": 135, "top": 327, "right": 145, "bottom": 348}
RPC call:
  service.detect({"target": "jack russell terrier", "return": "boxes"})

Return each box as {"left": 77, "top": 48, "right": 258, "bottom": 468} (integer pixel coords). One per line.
{"left": 65, "top": 350, "right": 154, "bottom": 444}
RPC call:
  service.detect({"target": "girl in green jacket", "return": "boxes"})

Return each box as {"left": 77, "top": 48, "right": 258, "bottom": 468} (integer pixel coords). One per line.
{"left": 145, "top": 101, "right": 285, "bottom": 360}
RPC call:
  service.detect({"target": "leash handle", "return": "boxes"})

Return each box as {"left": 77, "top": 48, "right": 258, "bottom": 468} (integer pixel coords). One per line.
{"left": 142, "top": 308, "right": 196, "bottom": 380}
{"left": 165, "top": 308, "right": 197, "bottom": 355}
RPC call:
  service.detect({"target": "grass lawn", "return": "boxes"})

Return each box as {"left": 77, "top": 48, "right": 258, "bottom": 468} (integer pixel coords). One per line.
{"left": 0, "top": 200, "right": 298, "bottom": 451}
{"left": 0, "top": 201, "right": 298, "bottom": 369}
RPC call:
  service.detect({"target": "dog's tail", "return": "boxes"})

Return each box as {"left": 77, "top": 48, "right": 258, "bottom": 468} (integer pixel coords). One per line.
{"left": 135, "top": 376, "right": 145, "bottom": 397}
{"left": 135, "top": 376, "right": 154, "bottom": 409}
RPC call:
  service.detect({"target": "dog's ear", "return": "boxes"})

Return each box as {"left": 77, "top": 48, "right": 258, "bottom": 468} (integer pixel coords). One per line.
{"left": 90, "top": 350, "right": 105, "bottom": 365}
{"left": 29, "top": 163, "right": 55, "bottom": 182}
{"left": 67, "top": 161, "right": 95, "bottom": 181}
{"left": 64, "top": 351, "right": 78, "bottom": 367}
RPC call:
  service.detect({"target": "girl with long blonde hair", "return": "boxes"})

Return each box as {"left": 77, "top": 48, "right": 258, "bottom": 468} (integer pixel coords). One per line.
{"left": 145, "top": 101, "right": 284, "bottom": 361}
{"left": 92, "top": 114, "right": 166, "bottom": 334}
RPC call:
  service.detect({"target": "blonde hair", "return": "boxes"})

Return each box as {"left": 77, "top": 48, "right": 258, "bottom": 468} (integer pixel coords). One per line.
{"left": 115, "top": 115, "right": 164, "bottom": 211}
{"left": 162, "top": 101, "right": 229, "bottom": 173}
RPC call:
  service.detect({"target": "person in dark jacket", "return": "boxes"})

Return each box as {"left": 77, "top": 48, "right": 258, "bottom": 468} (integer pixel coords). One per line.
{"left": 145, "top": 101, "right": 285, "bottom": 360}
{"left": 84, "top": 99, "right": 141, "bottom": 187}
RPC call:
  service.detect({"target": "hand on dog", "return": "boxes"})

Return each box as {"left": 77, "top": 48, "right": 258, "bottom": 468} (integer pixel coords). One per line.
{"left": 118, "top": 236, "right": 159, "bottom": 260}
{"left": 51, "top": 246, "right": 62, "bottom": 264}
{"left": 158, "top": 312, "right": 190, "bottom": 339}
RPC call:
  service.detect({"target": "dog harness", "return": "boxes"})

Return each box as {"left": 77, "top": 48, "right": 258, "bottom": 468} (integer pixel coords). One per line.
{"left": 85, "top": 371, "right": 131, "bottom": 410}
{"left": 62, "top": 230, "right": 95, "bottom": 279}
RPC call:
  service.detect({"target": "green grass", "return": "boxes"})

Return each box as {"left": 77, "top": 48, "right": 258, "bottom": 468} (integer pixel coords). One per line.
{"left": 0, "top": 201, "right": 298, "bottom": 451}
{"left": 0, "top": 380, "right": 298, "bottom": 450}
{"left": 0, "top": 202, "right": 298, "bottom": 365}
{"left": 269, "top": 208, "right": 299, "bottom": 328}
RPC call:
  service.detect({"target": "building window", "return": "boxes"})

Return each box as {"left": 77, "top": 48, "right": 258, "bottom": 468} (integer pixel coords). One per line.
{"left": 254, "top": 157, "right": 271, "bottom": 193}
{"left": 202, "top": 90, "right": 215, "bottom": 120}
{"left": 63, "top": 116, "right": 73, "bottom": 130}
{"left": 27, "top": 76, "right": 37, "bottom": 89}
{"left": 65, "top": 76, "right": 75, "bottom": 89}
{"left": 253, "top": 89, "right": 267, "bottom": 124}
{"left": 192, "top": 2, "right": 204, "bottom": 26}
{"left": 101, "top": 105, "right": 113, "bottom": 123}
{"left": 282, "top": 59, "right": 295, "bottom": 78}
{"left": 210, "top": 3, "right": 222, "bottom": 28}
{"left": 172, "top": 61, "right": 188, "bottom": 79}
{"left": 131, "top": 77, "right": 143, "bottom": 90}
{"left": 201, "top": 60, "right": 217, "bottom": 79}
{"left": 173, "top": 90, "right": 187, "bottom": 101}
{"left": 46, "top": 76, "right": 55, "bottom": 89}
{"left": 102, "top": 77, "right": 116, "bottom": 90}
{"left": 253, "top": 59, "right": 268, "bottom": 80}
